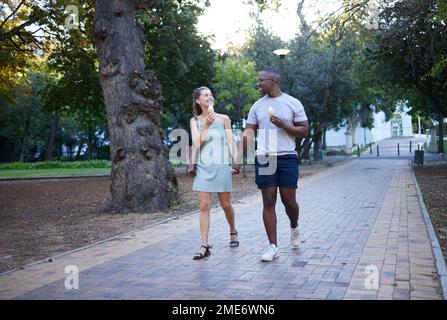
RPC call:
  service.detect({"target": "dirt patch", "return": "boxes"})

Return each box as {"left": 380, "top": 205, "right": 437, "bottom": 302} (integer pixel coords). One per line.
{"left": 414, "top": 163, "right": 447, "bottom": 265}
{"left": 0, "top": 162, "right": 337, "bottom": 273}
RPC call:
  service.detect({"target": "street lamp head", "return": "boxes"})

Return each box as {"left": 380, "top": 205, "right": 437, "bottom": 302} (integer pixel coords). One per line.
{"left": 273, "top": 48, "right": 291, "bottom": 59}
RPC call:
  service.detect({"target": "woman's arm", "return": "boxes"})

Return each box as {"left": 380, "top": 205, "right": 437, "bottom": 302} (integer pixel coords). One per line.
{"left": 223, "top": 115, "right": 238, "bottom": 164}
{"left": 190, "top": 114, "right": 215, "bottom": 147}
{"left": 190, "top": 118, "right": 201, "bottom": 148}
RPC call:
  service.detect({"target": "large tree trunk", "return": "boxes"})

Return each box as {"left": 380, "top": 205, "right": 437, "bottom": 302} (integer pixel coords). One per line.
{"left": 348, "top": 116, "right": 358, "bottom": 147}
{"left": 44, "top": 116, "right": 59, "bottom": 161}
{"left": 19, "top": 116, "right": 31, "bottom": 162}
{"left": 93, "top": 0, "right": 178, "bottom": 212}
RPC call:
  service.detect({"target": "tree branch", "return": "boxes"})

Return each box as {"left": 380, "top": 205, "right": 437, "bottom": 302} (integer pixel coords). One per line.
{"left": 406, "top": 37, "right": 417, "bottom": 80}
{"left": 0, "top": 16, "right": 39, "bottom": 42}
{"left": 309, "top": 0, "right": 369, "bottom": 39}
{"left": 0, "top": 0, "right": 26, "bottom": 32}
{"left": 297, "top": 0, "right": 310, "bottom": 37}
{"left": 8, "top": 37, "right": 32, "bottom": 53}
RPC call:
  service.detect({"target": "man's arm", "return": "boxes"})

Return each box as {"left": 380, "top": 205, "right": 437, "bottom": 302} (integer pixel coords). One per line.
{"left": 270, "top": 116, "right": 309, "bottom": 139}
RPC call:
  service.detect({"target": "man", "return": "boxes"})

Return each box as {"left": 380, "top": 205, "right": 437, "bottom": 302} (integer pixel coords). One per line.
{"left": 233, "top": 67, "right": 309, "bottom": 262}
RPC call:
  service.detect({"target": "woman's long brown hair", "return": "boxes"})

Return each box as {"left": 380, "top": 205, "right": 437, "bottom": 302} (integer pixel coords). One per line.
{"left": 192, "top": 86, "right": 210, "bottom": 117}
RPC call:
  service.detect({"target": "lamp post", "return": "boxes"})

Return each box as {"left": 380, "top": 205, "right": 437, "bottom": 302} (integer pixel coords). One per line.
{"left": 273, "top": 48, "right": 291, "bottom": 88}
{"left": 274, "top": 48, "right": 305, "bottom": 161}
{"left": 273, "top": 48, "right": 291, "bottom": 60}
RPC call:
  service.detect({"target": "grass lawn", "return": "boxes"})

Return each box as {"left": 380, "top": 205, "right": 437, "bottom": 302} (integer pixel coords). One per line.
{"left": 0, "top": 168, "right": 111, "bottom": 179}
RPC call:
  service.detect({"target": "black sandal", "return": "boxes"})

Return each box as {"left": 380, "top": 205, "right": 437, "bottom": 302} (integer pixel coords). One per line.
{"left": 229, "top": 231, "right": 239, "bottom": 247}
{"left": 193, "top": 245, "right": 211, "bottom": 260}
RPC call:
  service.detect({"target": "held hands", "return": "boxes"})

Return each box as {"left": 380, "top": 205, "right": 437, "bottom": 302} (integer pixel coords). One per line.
{"left": 232, "top": 164, "right": 241, "bottom": 175}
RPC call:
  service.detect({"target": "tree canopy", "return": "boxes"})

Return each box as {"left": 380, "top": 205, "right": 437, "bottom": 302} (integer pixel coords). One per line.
{"left": 1, "top": 0, "right": 446, "bottom": 165}
{"left": 213, "top": 57, "right": 259, "bottom": 127}
{"left": 372, "top": 0, "right": 447, "bottom": 153}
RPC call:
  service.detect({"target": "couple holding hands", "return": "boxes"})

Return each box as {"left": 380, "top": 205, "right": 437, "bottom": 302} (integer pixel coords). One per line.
{"left": 189, "top": 67, "right": 309, "bottom": 262}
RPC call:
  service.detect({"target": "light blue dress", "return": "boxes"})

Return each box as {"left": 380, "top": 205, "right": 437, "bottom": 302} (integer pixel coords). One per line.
{"left": 192, "top": 122, "right": 232, "bottom": 192}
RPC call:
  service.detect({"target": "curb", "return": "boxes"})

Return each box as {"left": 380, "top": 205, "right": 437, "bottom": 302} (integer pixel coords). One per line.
{"left": 410, "top": 163, "right": 447, "bottom": 300}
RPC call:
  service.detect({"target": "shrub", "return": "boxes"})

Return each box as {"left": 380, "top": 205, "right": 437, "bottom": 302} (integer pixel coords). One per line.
{"left": 0, "top": 160, "right": 112, "bottom": 170}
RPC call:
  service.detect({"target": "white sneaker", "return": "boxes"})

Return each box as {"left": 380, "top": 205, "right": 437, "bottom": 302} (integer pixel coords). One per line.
{"left": 261, "top": 244, "right": 279, "bottom": 262}
{"left": 291, "top": 227, "right": 300, "bottom": 248}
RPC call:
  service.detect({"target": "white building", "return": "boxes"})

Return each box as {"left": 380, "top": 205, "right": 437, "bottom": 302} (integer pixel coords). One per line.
{"left": 325, "top": 103, "right": 414, "bottom": 147}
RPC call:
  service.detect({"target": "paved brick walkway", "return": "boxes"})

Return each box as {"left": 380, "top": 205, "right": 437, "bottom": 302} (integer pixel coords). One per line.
{"left": 0, "top": 157, "right": 445, "bottom": 300}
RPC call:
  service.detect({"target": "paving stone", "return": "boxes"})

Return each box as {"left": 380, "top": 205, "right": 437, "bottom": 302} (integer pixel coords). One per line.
{"left": 0, "top": 157, "right": 443, "bottom": 300}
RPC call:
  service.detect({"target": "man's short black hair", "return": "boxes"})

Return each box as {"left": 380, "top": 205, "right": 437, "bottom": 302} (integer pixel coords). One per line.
{"left": 260, "top": 67, "right": 281, "bottom": 78}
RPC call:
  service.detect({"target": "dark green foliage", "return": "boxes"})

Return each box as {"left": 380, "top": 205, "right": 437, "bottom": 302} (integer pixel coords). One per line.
{"left": 138, "top": 0, "right": 217, "bottom": 129}
{"left": 0, "top": 159, "right": 111, "bottom": 170}
{"left": 371, "top": 0, "right": 446, "bottom": 153}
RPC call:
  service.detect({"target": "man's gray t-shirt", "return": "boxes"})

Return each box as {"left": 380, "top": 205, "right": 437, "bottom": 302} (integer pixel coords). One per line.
{"left": 246, "top": 93, "right": 307, "bottom": 156}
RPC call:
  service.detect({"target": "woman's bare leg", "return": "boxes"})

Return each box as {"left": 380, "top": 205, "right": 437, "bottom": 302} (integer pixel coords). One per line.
{"left": 217, "top": 192, "right": 237, "bottom": 241}
{"left": 197, "top": 192, "right": 212, "bottom": 252}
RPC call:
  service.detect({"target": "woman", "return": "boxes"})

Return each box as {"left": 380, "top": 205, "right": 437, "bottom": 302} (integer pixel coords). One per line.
{"left": 190, "top": 86, "right": 239, "bottom": 260}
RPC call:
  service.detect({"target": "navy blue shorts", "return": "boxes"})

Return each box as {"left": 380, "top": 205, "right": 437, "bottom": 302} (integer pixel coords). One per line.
{"left": 255, "top": 154, "right": 299, "bottom": 189}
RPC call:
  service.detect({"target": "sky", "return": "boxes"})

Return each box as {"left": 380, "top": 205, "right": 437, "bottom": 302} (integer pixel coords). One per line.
{"left": 197, "top": 0, "right": 344, "bottom": 52}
